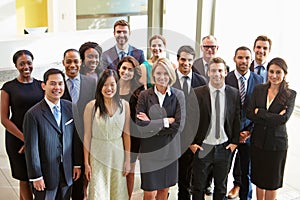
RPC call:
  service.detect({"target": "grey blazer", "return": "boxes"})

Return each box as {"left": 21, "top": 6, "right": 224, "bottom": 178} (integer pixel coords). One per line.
{"left": 23, "top": 99, "right": 81, "bottom": 190}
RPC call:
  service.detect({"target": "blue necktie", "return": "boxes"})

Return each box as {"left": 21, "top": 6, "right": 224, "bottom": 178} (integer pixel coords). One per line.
{"left": 120, "top": 51, "right": 126, "bottom": 60}
{"left": 69, "top": 79, "right": 79, "bottom": 103}
{"left": 53, "top": 105, "right": 61, "bottom": 127}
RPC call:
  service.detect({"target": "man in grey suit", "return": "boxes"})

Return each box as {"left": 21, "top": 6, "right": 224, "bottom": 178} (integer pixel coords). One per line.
{"left": 172, "top": 45, "right": 206, "bottom": 200}
{"left": 23, "top": 68, "right": 81, "bottom": 200}
{"left": 191, "top": 57, "right": 240, "bottom": 200}
{"left": 226, "top": 46, "right": 263, "bottom": 199}
{"left": 61, "top": 48, "right": 97, "bottom": 200}
{"left": 101, "top": 19, "right": 145, "bottom": 71}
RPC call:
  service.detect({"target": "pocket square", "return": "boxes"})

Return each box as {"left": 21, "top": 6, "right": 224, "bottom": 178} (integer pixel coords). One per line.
{"left": 65, "top": 119, "right": 73, "bottom": 125}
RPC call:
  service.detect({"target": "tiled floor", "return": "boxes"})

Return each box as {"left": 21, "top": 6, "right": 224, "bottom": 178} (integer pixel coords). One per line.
{"left": 1, "top": 113, "right": 300, "bottom": 199}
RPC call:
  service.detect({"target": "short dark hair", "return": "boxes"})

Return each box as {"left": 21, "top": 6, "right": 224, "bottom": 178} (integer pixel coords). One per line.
{"left": 234, "top": 46, "right": 252, "bottom": 56}
{"left": 13, "top": 50, "right": 34, "bottom": 65}
{"left": 207, "top": 57, "right": 227, "bottom": 71}
{"left": 63, "top": 48, "right": 79, "bottom": 59}
{"left": 253, "top": 35, "right": 272, "bottom": 50}
{"left": 177, "top": 45, "right": 195, "bottom": 59}
{"left": 43, "top": 68, "right": 65, "bottom": 83}
{"left": 113, "top": 19, "right": 130, "bottom": 32}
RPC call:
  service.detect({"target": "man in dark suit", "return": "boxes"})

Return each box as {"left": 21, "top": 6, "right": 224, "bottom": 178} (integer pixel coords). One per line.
{"left": 191, "top": 57, "right": 240, "bottom": 200}
{"left": 101, "top": 19, "right": 145, "bottom": 71}
{"left": 172, "top": 45, "right": 206, "bottom": 200}
{"left": 226, "top": 46, "right": 263, "bottom": 199}
{"left": 23, "top": 68, "right": 81, "bottom": 200}
{"left": 249, "top": 35, "right": 272, "bottom": 83}
{"left": 61, "top": 49, "right": 97, "bottom": 200}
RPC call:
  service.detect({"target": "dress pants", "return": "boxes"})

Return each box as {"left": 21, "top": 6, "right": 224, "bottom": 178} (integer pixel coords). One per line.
{"left": 231, "top": 138, "right": 252, "bottom": 200}
{"left": 71, "top": 165, "right": 84, "bottom": 200}
{"left": 192, "top": 143, "right": 232, "bottom": 200}
{"left": 178, "top": 148, "right": 194, "bottom": 200}
{"left": 33, "top": 164, "right": 71, "bottom": 200}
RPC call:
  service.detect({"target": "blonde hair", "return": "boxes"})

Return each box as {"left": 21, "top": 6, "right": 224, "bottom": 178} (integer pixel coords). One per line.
{"left": 151, "top": 58, "right": 176, "bottom": 86}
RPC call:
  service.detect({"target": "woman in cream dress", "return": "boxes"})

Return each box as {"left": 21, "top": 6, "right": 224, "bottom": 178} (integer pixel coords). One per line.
{"left": 83, "top": 69, "right": 131, "bottom": 199}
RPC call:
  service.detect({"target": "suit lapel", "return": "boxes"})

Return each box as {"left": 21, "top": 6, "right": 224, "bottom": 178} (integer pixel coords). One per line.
{"left": 41, "top": 99, "right": 61, "bottom": 133}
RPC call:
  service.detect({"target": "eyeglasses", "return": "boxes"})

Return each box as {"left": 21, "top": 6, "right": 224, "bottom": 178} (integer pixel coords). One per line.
{"left": 202, "top": 45, "right": 217, "bottom": 50}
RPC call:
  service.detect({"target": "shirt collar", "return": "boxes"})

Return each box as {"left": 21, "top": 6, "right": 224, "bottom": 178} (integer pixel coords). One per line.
{"left": 66, "top": 74, "right": 80, "bottom": 81}
{"left": 208, "top": 82, "right": 225, "bottom": 95}
{"left": 234, "top": 69, "right": 250, "bottom": 80}
{"left": 44, "top": 97, "right": 61, "bottom": 111}
{"left": 115, "top": 45, "right": 129, "bottom": 55}
{"left": 254, "top": 60, "right": 268, "bottom": 69}
{"left": 177, "top": 69, "right": 192, "bottom": 80}
{"left": 154, "top": 85, "right": 172, "bottom": 96}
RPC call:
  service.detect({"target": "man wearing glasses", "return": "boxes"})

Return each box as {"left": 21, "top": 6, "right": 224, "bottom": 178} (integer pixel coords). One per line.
{"left": 193, "top": 35, "right": 219, "bottom": 80}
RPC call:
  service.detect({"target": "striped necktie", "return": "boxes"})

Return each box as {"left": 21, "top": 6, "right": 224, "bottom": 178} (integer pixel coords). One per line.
{"left": 239, "top": 76, "right": 246, "bottom": 105}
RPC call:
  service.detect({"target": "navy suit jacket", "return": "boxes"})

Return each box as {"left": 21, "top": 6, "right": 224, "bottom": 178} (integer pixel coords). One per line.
{"left": 136, "top": 87, "right": 186, "bottom": 167}
{"left": 247, "top": 84, "right": 297, "bottom": 150}
{"left": 62, "top": 74, "right": 97, "bottom": 141}
{"left": 101, "top": 45, "right": 145, "bottom": 71}
{"left": 225, "top": 71, "right": 263, "bottom": 131}
{"left": 193, "top": 85, "right": 241, "bottom": 145}
{"left": 23, "top": 99, "right": 81, "bottom": 190}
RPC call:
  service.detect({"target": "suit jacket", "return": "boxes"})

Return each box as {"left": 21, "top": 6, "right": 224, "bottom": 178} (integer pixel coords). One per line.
{"left": 246, "top": 84, "right": 297, "bottom": 151}
{"left": 193, "top": 57, "right": 230, "bottom": 81}
{"left": 193, "top": 85, "right": 241, "bottom": 145}
{"left": 23, "top": 99, "right": 81, "bottom": 190}
{"left": 62, "top": 74, "right": 97, "bottom": 141}
{"left": 173, "top": 71, "right": 207, "bottom": 150}
{"left": 225, "top": 71, "right": 263, "bottom": 131}
{"left": 136, "top": 87, "right": 186, "bottom": 166}
{"left": 101, "top": 44, "right": 145, "bottom": 71}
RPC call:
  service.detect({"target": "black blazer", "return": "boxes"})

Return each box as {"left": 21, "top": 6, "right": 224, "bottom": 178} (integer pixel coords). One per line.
{"left": 173, "top": 71, "right": 207, "bottom": 150}
{"left": 101, "top": 45, "right": 145, "bottom": 71}
{"left": 23, "top": 99, "right": 81, "bottom": 190}
{"left": 246, "top": 84, "right": 297, "bottom": 151}
{"left": 225, "top": 71, "right": 263, "bottom": 131}
{"left": 136, "top": 87, "right": 186, "bottom": 164}
{"left": 193, "top": 85, "right": 241, "bottom": 145}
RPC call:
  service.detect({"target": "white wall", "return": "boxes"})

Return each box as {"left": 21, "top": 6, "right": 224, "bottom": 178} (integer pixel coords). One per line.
{"left": 0, "top": 0, "right": 16, "bottom": 37}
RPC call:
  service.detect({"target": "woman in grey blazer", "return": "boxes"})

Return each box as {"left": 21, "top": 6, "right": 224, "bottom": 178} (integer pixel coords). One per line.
{"left": 247, "top": 57, "right": 297, "bottom": 200}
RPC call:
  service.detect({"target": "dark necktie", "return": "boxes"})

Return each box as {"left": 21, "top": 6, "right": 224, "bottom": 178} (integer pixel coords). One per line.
{"left": 120, "top": 51, "right": 126, "bottom": 60}
{"left": 53, "top": 105, "right": 61, "bottom": 127}
{"left": 215, "top": 90, "right": 220, "bottom": 139}
{"left": 182, "top": 76, "right": 189, "bottom": 96}
{"left": 239, "top": 76, "right": 246, "bottom": 105}
{"left": 257, "top": 65, "right": 263, "bottom": 75}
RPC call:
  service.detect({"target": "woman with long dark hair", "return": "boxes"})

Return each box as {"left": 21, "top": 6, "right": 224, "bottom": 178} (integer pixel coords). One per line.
{"left": 83, "top": 69, "right": 131, "bottom": 199}
{"left": 247, "top": 57, "right": 297, "bottom": 200}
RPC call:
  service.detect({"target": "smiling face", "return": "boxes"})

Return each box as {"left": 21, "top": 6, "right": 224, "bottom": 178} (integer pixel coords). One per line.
{"left": 234, "top": 49, "right": 252, "bottom": 75}
{"left": 15, "top": 54, "right": 33, "bottom": 78}
{"left": 42, "top": 73, "right": 65, "bottom": 104}
{"left": 268, "top": 64, "right": 285, "bottom": 86}
{"left": 253, "top": 40, "right": 271, "bottom": 64}
{"left": 208, "top": 62, "right": 227, "bottom": 89}
{"left": 118, "top": 61, "right": 134, "bottom": 81}
{"left": 201, "top": 37, "right": 219, "bottom": 62}
{"left": 153, "top": 64, "right": 170, "bottom": 88}
{"left": 177, "top": 51, "right": 194, "bottom": 75}
{"left": 150, "top": 38, "right": 165, "bottom": 58}
{"left": 102, "top": 75, "right": 117, "bottom": 99}
{"left": 83, "top": 48, "right": 99, "bottom": 72}
{"left": 114, "top": 25, "right": 130, "bottom": 47}
{"left": 63, "top": 50, "right": 81, "bottom": 78}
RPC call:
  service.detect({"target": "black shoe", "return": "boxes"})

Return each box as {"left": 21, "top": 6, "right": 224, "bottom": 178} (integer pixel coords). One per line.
{"left": 205, "top": 186, "right": 213, "bottom": 196}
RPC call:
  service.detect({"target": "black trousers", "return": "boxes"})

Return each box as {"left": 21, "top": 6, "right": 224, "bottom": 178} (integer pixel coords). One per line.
{"left": 71, "top": 165, "right": 85, "bottom": 200}
{"left": 192, "top": 143, "right": 232, "bottom": 200}
{"left": 178, "top": 148, "right": 194, "bottom": 200}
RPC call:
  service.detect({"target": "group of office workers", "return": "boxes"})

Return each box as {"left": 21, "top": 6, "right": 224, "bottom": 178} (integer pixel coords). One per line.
{"left": 1, "top": 19, "right": 296, "bottom": 200}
